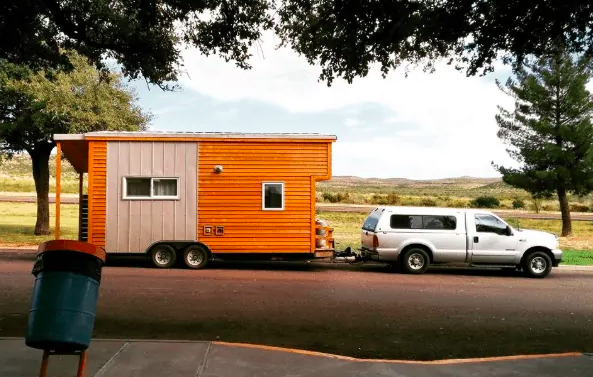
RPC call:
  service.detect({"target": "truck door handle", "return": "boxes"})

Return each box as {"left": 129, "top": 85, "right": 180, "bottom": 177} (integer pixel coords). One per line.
{"left": 473, "top": 236, "right": 479, "bottom": 243}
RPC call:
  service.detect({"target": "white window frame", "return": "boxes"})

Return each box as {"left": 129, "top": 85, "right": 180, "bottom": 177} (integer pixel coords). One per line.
{"left": 262, "top": 182, "right": 285, "bottom": 211}
{"left": 122, "top": 177, "right": 180, "bottom": 200}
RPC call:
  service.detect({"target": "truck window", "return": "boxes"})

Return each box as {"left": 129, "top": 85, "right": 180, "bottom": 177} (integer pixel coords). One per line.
{"left": 390, "top": 215, "right": 456, "bottom": 230}
{"left": 362, "top": 212, "right": 381, "bottom": 231}
{"left": 390, "top": 215, "right": 423, "bottom": 229}
{"left": 474, "top": 214, "right": 507, "bottom": 235}
{"left": 422, "top": 215, "right": 457, "bottom": 230}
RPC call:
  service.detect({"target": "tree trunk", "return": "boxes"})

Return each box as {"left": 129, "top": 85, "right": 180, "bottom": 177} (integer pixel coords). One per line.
{"left": 30, "top": 146, "right": 53, "bottom": 235}
{"left": 557, "top": 187, "right": 572, "bottom": 237}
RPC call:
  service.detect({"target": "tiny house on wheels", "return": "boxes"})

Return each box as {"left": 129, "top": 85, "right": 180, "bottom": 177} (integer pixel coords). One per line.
{"left": 52, "top": 131, "right": 337, "bottom": 269}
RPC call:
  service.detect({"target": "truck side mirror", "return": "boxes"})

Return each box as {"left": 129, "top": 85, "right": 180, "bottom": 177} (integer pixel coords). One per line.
{"left": 506, "top": 226, "right": 513, "bottom": 236}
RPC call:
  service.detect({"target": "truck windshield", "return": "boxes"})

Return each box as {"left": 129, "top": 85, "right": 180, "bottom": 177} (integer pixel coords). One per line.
{"left": 362, "top": 212, "right": 381, "bottom": 232}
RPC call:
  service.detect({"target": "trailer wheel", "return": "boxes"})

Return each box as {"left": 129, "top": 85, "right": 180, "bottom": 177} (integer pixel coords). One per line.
{"left": 401, "top": 248, "right": 430, "bottom": 274}
{"left": 150, "top": 244, "right": 177, "bottom": 269}
{"left": 183, "top": 244, "right": 209, "bottom": 269}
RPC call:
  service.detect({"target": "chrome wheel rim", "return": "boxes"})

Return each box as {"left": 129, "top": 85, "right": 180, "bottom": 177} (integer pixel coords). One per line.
{"left": 186, "top": 250, "right": 203, "bottom": 266}
{"left": 408, "top": 253, "right": 425, "bottom": 270}
{"left": 155, "top": 250, "right": 171, "bottom": 265}
{"left": 530, "top": 256, "right": 547, "bottom": 274}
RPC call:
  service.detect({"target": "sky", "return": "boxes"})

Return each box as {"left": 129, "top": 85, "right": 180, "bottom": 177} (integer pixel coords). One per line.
{"left": 128, "top": 32, "right": 519, "bottom": 180}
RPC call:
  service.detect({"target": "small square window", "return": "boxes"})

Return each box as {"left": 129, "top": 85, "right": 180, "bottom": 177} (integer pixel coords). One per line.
{"left": 262, "top": 182, "right": 284, "bottom": 211}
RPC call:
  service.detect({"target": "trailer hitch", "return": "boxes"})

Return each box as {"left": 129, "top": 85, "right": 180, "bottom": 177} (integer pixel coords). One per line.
{"left": 332, "top": 247, "right": 368, "bottom": 263}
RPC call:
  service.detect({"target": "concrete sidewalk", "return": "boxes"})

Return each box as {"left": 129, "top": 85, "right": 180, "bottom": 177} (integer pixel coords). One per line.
{"left": 1, "top": 338, "right": 592, "bottom": 377}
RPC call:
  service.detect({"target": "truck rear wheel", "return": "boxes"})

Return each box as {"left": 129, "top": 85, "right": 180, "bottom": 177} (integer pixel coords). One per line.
{"left": 401, "top": 248, "right": 430, "bottom": 274}
{"left": 182, "top": 245, "right": 209, "bottom": 269}
{"left": 150, "top": 244, "right": 177, "bottom": 269}
{"left": 523, "top": 251, "right": 552, "bottom": 278}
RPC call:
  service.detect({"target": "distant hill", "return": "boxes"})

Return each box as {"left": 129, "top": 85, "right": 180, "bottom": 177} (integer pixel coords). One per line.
{"left": 317, "top": 175, "right": 528, "bottom": 200}
{"left": 1, "top": 153, "right": 522, "bottom": 199}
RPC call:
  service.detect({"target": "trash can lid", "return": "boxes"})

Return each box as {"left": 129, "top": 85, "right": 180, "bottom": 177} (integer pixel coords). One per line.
{"left": 37, "top": 240, "right": 106, "bottom": 262}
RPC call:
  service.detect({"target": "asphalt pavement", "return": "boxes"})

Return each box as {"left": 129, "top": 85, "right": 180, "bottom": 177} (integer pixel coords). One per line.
{"left": 1, "top": 251, "right": 592, "bottom": 363}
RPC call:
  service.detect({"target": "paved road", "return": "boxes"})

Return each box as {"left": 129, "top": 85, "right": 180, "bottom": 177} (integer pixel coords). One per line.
{"left": 1, "top": 252, "right": 592, "bottom": 361}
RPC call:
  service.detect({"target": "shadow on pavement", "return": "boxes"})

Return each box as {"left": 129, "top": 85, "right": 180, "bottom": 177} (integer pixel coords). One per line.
{"left": 0, "top": 251, "right": 581, "bottom": 279}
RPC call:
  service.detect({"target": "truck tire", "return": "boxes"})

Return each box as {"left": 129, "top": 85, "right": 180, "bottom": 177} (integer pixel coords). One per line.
{"left": 182, "top": 244, "right": 209, "bottom": 269}
{"left": 401, "top": 248, "right": 430, "bottom": 274}
{"left": 150, "top": 244, "right": 177, "bottom": 269}
{"left": 522, "top": 251, "right": 552, "bottom": 278}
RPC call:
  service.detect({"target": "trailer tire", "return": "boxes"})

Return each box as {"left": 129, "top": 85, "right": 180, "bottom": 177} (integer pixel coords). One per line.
{"left": 401, "top": 247, "right": 430, "bottom": 274}
{"left": 150, "top": 244, "right": 177, "bottom": 269}
{"left": 182, "top": 244, "right": 209, "bottom": 269}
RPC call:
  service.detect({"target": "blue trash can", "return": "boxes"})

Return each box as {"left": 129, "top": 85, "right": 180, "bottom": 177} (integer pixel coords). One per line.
{"left": 25, "top": 240, "right": 105, "bottom": 352}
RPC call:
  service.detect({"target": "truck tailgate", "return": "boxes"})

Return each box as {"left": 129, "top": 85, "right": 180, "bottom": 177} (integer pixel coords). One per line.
{"left": 361, "top": 229, "right": 376, "bottom": 249}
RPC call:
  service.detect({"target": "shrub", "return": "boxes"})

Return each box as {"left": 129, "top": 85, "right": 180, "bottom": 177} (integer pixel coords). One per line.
{"left": 420, "top": 198, "right": 437, "bottom": 207}
{"left": 512, "top": 199, "right": 525, "bottom": 209}
{"left": 570, "top": 203, "right": 590, "bottom": 213}
{"left": 542, "top": 204, "right": 558, "bottom": 212}
{"left": 321, "top": 192, "right": 349, "bottom": 203}
{"left": 470, "top": 196, "right": 500, "bottom": 209}
{"left": 386, "top": 193, "right": 400, "bottom": 205}
{"left": 446, "top": 199, "right": 469, "bottom": 208}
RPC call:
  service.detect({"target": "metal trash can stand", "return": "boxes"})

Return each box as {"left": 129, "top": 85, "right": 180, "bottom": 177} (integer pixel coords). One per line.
{"left": 25, "top": 240, "right": 106, "bottom": 352}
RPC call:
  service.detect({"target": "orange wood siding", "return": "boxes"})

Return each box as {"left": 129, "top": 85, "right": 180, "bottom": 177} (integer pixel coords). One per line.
{"left": 88, "top": 141, "right": 107, "bottom": 249}
{"left": 198, "top": 142, "right": 330, "bottom": 253}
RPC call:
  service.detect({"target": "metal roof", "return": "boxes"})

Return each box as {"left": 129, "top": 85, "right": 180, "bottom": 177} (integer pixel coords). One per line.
{"left": 54, "top": 131, "right": 337, "bottom": 141}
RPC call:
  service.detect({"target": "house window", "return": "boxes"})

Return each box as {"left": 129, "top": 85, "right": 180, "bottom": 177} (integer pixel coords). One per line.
{"left": 123, "top": 177, "right": 179, "bottom": 200}
{"left": 262, "top": 182, "right": 284, "bottom": 210}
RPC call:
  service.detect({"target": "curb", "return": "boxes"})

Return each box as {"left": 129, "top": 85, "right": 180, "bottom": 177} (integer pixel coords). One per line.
{"left": 211, "top": 341, "right": 583, "bottom": 365}
{"left": 0, "top": 337, "right": 583, "bottom": 365}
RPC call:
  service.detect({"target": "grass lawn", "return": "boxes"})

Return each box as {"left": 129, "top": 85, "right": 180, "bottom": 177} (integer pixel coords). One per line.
{"left": 0, "top": 202, "right": 591, "bottom": 266}
{"left": 0, "top": 202, "right": 78, "bottom": 246}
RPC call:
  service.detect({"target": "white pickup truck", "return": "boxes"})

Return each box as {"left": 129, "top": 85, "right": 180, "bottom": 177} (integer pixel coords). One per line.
{"left": 360, "top": 206, "right": 563, "bottom": 278}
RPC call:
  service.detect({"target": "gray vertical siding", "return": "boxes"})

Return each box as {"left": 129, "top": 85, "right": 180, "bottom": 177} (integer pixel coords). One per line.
{"left": 105, "top": 141, "right": 198, "bottom": 253}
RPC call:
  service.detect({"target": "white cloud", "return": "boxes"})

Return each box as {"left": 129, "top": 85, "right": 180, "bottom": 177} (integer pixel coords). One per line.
{"left": 178, "top": 31, "right": 518, "bottom": 179}
{"left": 344, "top": 118, "right": 362, "bottom": 128}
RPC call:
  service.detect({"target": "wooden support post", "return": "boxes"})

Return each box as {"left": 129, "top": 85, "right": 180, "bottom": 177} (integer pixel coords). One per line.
{"left": 55, "top": 142, "right": 61, "bottom": 240}
{"left": 38, "top": 350, "right": 50, "bottom": 377}
{"left": 37, "top": 349, "right": 88, "bottom": 377}
{"left": 77, "top": 350, "right": 87, "bottom": 377}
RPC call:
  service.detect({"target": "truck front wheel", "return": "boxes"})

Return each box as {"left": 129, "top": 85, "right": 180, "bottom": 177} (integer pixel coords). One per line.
{"left": 401, "top": 248, "right": 430, "bottom": 274}
{"left": 523, "top": 251, "right": 552, "bottom": 278}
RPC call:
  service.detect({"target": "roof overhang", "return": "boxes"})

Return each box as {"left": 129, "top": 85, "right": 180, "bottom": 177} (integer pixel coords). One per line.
{"left": 55, "top": 131, "right": 337, "bottom": 142}
{"left": 53, "top": 131, "right": 337, "bottom": 174}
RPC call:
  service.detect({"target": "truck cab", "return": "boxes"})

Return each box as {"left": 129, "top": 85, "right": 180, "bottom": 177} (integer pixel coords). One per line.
{"left": 360, "top": 206, "right": 562, "bottom": 278}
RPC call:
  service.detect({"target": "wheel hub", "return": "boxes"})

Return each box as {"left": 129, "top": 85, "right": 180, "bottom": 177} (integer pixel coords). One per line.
{"left": 408, "top": 253, "right": 425, "bottom": 270}
{"left": 187, "top": 250, "right": 203, "bottom": 266}
{"left": 531, "top": 256, "right": 547, "bottom": 274}
{"left": 155, "top": 250, "right": 171, "bottom": 264}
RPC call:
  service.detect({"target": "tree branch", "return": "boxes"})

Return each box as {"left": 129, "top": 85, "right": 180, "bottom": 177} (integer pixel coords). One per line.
{"left": 41, "top": 0, "right": 131, "bottom": 53}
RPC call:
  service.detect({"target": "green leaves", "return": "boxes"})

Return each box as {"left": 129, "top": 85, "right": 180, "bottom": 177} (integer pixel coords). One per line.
{"left": 0, "top": 50, "right": 150, "bottom": 153}
{"left": 493, "top": 48, "right": 593, "bottom": 198}
{"left": 4, "top": 1, "right": 593, "bottom": 87}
